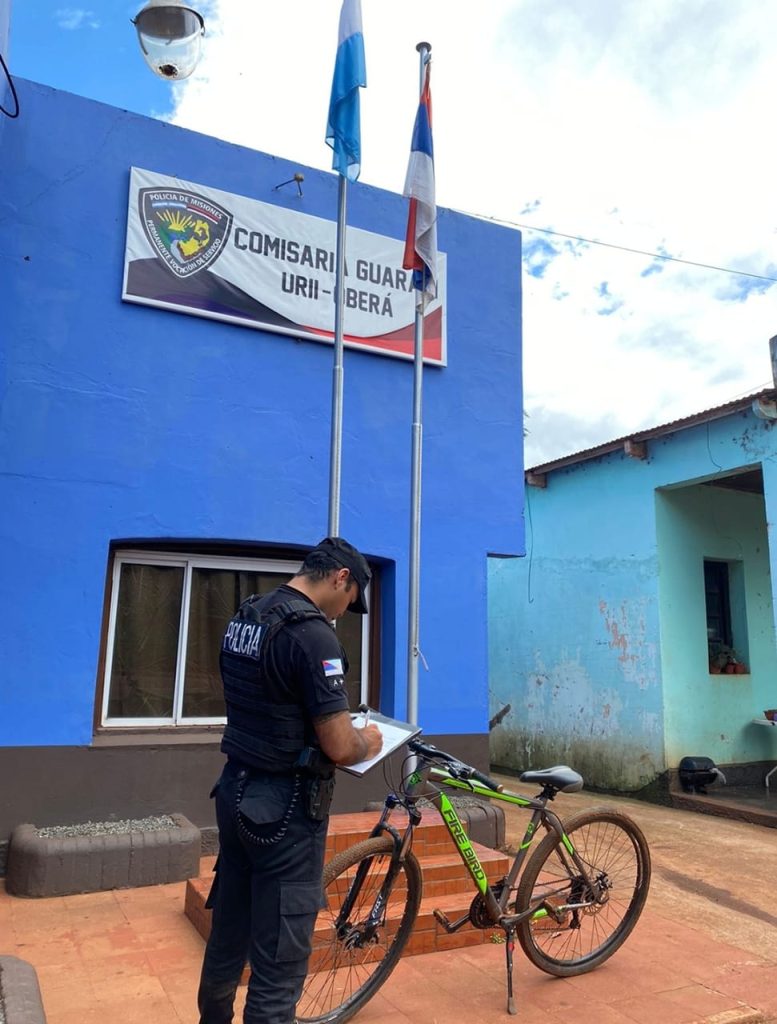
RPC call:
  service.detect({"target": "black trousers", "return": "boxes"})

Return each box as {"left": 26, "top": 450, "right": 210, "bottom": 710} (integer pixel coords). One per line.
{"left": 198, "top": 761, "right": 328, "bottom": 1024}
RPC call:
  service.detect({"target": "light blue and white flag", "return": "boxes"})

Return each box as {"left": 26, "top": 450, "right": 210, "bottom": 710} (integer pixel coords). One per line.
{"left": 325, "top": 0, "right": 366, "bottom": 182}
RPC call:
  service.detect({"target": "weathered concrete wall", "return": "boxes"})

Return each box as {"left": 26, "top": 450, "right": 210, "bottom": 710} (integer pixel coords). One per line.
{"left": 489, "top": 405, "right": 777, "bottom": 790}
{"left": 488, "top": 456, "right": 663, "bottom": 791}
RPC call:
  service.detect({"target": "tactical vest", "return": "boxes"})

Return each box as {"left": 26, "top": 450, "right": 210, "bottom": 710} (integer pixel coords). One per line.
{"left": 219, "top": 594, "right": 332, "bottom": 773}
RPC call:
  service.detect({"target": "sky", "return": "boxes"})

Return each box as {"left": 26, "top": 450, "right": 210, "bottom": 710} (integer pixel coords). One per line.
{"left": 6, "top": 1, "right": 777, "bottom": 466}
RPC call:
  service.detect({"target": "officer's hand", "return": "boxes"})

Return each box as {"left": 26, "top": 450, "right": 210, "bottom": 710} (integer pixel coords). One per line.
{"left": 361, "top": 723, "right": 383, "bottom": 760}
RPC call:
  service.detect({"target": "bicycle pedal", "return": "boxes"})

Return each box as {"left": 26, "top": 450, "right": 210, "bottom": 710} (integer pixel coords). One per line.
{"left": 433, "top": 909, "right": 453, "bottom": 931}
{"left": 433, "top": 908, "right": 470, "bottom": 933}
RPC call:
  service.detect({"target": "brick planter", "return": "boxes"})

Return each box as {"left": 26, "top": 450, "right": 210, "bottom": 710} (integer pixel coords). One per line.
{"left": 0, "top": 956, "right": 47, "bottom": 1024}
{"left": 5, "top": 815, "right": 201, "bottom": 898}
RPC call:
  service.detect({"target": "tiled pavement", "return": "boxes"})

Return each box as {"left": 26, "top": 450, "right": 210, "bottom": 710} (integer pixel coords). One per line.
{"left": 2, "top": 871, "right": 777, "bottom": 1024}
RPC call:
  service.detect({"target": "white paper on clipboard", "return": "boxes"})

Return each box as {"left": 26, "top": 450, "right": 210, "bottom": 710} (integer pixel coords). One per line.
{"left": 337, "top": 711, "right": 422, "bottom": 777}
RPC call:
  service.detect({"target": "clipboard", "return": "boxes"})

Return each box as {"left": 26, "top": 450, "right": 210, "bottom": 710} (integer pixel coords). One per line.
{"left": 337, "top": 711, "right": 422, "bottom": 777}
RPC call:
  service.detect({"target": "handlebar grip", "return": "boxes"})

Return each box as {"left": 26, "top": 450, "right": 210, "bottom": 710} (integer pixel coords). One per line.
{"left": 407, "top": 739, "right": 501, "bottom": 791}
{"left": 469, "top": 768, "right": 503, "bottom": 792}
{"left": 408, "top": 738, "right": 454, "bottom": 761}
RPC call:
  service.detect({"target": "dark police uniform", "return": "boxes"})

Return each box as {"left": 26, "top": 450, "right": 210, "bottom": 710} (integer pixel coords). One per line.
{"left": 198, "top": 584, "right": 350, "bottom": 1024}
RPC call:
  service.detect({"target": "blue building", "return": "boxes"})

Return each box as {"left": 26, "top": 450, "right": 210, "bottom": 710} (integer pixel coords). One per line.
{"left": 0, "top": 77, "right": 523, "bottom": 867}
{"left": 489, "top": 386, "right": 777, "bottom": 794}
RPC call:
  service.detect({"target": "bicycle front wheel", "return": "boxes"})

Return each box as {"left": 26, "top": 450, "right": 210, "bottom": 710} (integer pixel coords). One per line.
{"left": 515, "top": 808, "right": 651, "bottom": 977}
{"left": 296, "top": 836, "right": 423, "bottom": 1024}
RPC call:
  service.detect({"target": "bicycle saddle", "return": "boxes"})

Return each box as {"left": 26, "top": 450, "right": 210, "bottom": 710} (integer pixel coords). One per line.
{"left": 519, "top": 766, "right": 584, "bottom": 793}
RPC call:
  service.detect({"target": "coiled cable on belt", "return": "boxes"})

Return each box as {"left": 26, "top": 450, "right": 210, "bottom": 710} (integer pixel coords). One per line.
{"left": 234, "top": 772, "right": 302, "bottom": 847}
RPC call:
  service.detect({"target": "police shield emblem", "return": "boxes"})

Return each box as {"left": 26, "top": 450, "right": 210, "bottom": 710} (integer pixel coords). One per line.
{"left": 139, "top": 187, "right": 233, "bottom": 278}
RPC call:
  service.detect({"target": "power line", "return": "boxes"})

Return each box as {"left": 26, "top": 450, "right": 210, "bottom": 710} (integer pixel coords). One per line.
{"left": 453, "top": 207, "right": 777, "bottom": 285}
{"left": 515, "top": 221, "right": 777, "bottom": 283}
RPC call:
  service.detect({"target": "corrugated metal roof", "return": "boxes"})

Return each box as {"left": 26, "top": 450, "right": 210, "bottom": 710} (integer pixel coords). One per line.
{"left": 527, "top": 387, "right": 776, "bottom": 477}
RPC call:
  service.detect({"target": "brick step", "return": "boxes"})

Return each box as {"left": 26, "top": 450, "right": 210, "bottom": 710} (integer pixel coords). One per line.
{"left": 186, "top": 845, "right": 510, "bottom": 940}
{"left": 319, "top": 846, "right": 510, "bottom": 909}
{"left": 185, "top": 812, "right": 512, "bottom": 967}
{"left": 308, "top": 888, "right": 504, "bottom": 971}
{"left": 325, "top": 811, "right": 463, "bottom": 858}
{"left": 187, "top": 860, "right": 508, "bottom": 925}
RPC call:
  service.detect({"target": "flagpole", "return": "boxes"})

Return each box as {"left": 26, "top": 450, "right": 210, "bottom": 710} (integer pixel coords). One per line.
{"left": 328, "top": 174, "right": 348, "bottom": 537}
{"left": 325, "top": 0, "right": 365, "bottom": 538}
{"left": 407, "top": 40, "right": 431, "bottom": 727}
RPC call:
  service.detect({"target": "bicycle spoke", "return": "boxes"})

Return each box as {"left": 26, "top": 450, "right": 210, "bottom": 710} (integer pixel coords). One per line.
{"left": 515, "top": 809, "right": 650, "bottom": 977}
{"left": 297, "top": 837, "right": 422, "bottom": 1024}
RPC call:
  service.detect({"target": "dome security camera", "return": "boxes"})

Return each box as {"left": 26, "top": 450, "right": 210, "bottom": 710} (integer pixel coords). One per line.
{"left": 133, "top": 0, "right": 205, "bottom": 81}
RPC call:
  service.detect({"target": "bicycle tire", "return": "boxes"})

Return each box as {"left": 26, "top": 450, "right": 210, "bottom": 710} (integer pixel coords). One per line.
{"left": 296, "top": 835, "right": 423, "bottom": 1024}
{"left": 515, "top": 808, "right": 651, "bottom": 977}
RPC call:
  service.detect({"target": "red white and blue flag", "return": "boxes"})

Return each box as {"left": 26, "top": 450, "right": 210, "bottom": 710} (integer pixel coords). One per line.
{"left": 402, "top": 62, "right": 437, "bottom": 304}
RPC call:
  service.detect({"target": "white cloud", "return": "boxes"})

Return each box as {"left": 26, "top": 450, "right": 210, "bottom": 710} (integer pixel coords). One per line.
{"left": 167, "top": 1, "right": 777, "bottom": 465}
{"left": 55, "top": 8, "right": 99, "bottom": 30}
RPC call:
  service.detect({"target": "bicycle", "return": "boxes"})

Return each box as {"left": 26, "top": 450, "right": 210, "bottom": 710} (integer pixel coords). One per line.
{"left": 297, "top": 736, "right": 651, "bottom": 1022}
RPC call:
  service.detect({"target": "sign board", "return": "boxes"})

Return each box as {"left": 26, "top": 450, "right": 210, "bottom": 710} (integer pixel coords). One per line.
{"left": 122, "top": 167, "right": 447, "bottom": 365}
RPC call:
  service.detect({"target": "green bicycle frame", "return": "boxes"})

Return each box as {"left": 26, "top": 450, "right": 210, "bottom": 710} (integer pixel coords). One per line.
{"left": 397, "top": 764, "right": 589, "bottom": 929}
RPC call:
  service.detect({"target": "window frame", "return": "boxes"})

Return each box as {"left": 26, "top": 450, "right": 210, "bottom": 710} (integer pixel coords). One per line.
{"left": 100, "top": 549, "right": 371, "bottom": 729}
{"left": 704, "top": 558, "right": 733, "bottom": 650}
{"left": 704, "top": 556, "right": 749, "bottom": 674}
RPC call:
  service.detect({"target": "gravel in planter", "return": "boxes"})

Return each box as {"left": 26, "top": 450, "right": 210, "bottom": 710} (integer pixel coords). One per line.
{"left": 37, "top": 815, "right": 176, "bottom": 838}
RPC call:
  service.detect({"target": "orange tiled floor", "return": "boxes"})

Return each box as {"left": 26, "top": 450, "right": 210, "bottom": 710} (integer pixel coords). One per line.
{"left": 2, "top": 877, "right": 775, "bottom": 1024}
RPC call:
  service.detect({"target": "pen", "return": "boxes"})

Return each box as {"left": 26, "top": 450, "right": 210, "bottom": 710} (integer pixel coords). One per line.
{"left": 359, "top": 703, "right": 370, "bottom": 727}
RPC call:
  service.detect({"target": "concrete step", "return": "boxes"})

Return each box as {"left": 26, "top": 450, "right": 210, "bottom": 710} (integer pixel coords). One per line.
{"left": 185, "top": 811, "right": 511, "bottom": 963}
{"left": 669, "top": 786, "right": 777, "bottom": 829}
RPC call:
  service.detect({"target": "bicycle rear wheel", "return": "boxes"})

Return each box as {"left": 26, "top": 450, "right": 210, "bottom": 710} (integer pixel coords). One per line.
{"left": 296, "top": 836, "right": 423, "bottom": 1024}
{"left": 515, "top": 808, "right": 650, "bottom": 977}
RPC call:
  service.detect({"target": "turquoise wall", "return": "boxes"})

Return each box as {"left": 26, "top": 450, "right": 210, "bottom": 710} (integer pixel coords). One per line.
{"left": 490, "top": 405, "right": 777, "bottom": 789}
{"left": 657, "top": 484, "right": 777, "bottom": 765}
{"left": 488, "top": 457, "right": 663, "bottom": 790}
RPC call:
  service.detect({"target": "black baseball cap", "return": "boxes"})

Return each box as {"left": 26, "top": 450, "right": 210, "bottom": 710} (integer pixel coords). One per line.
{"left": 312, "top": 536, "right": 372, "bottom": 614}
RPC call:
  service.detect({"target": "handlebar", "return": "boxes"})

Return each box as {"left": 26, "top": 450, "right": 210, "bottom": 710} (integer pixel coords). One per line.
{"left": 407, "top": 738, "right": 503, "bottom": 793}
{"left": 468, "top": 766, "right": 503, "bottom": 792}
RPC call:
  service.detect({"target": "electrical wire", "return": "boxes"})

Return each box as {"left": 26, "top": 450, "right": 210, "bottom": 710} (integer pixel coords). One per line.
{"left": 706, "top": 421, "right": 724, "bottom": 471}
{"left": 0, "top": 50, "right": 19, "bottom": 119}
{"left": 448, "top": 204, "right": 777, "bottom": 285}
{"left": 513, "top": 220, "right": 777, "bottom": 283}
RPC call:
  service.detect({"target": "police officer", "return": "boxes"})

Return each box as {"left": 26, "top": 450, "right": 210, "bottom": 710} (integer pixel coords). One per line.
{"left": 197, "top": 537, "right": 383, "bottom": 1024}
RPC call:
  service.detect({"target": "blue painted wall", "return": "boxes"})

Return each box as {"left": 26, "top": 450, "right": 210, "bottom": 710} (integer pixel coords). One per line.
{"left": 0, "top": 0, "right": 8, "bottom": 54}
{"left": 0, "top": 0, "right": 11, "bottom": 145}
{"left": 489, "top": 406, "right": 777, "bottom": 789}
{"left": 0, "top": 81, "right": 524, "bottom": 747}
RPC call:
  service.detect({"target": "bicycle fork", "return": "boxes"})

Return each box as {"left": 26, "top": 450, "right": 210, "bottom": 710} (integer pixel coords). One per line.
{"left": 335, "top": 804, "right": 417, "bottom": 948}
